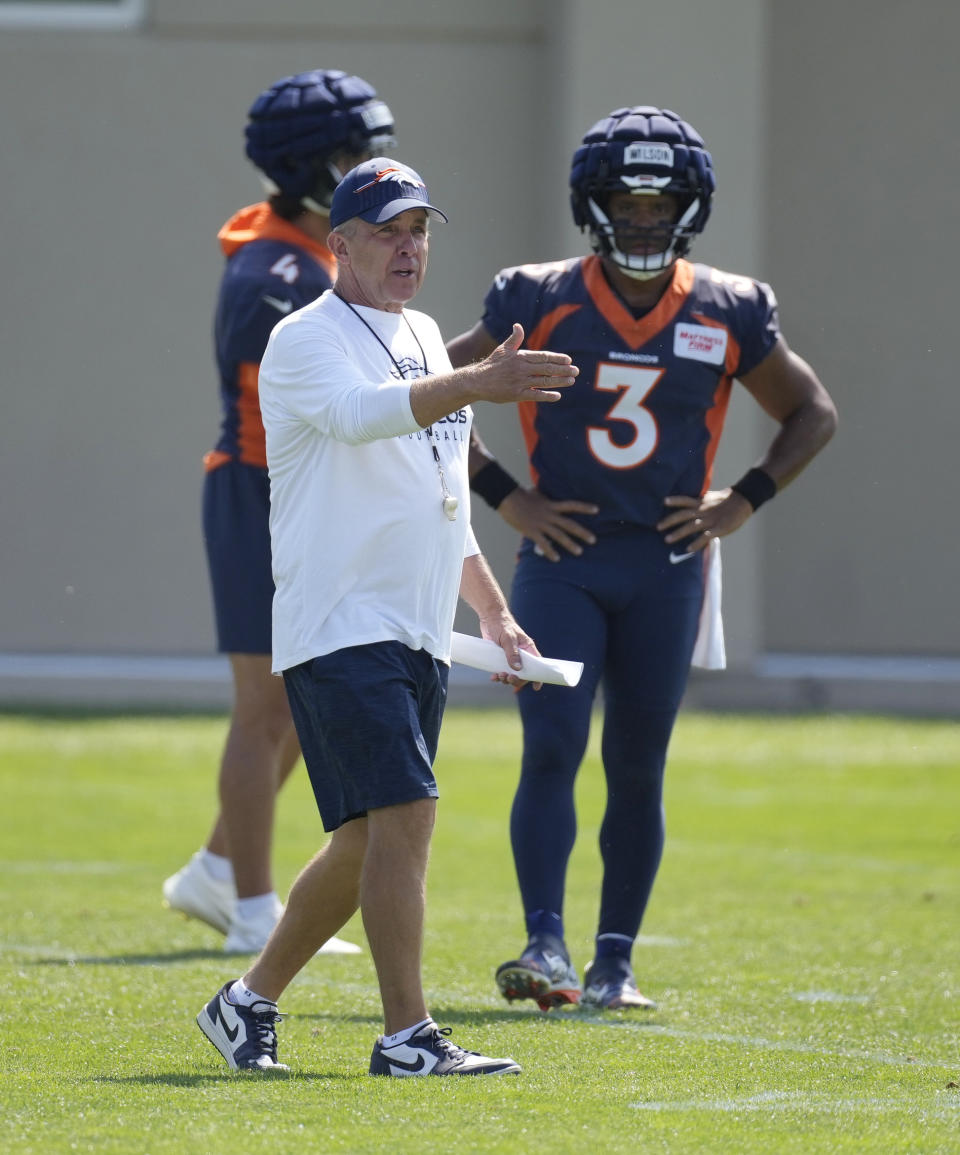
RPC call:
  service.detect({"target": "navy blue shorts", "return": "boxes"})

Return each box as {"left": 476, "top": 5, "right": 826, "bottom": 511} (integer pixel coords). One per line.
{"left": 283, "top": 641, "right": 449, "bottom": 832}
{"left": 202, "top": 461, "right": 273, "bottom": 654}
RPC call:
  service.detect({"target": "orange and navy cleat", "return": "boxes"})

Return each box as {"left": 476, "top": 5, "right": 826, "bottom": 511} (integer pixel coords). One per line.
{"left": 495, "top": 935, "right": 581, "bottom": 1011}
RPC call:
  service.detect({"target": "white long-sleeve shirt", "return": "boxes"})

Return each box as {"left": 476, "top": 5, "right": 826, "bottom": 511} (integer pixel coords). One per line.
{"left": 259, "top": 290, "right": 478, "bottom": 673}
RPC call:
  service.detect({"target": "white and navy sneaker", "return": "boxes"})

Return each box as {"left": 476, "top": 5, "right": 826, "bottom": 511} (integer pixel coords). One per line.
{"left": 495, "top": 934, "right": 581, "bottom": 1011}
{"left": 581, "top": 959, "right": 657, "bottom": 1010}
{"left": 224, "top": 894, "right": 362, "bottom": 956}
{"left": 369, "top": 1023, "right": 521, "bottom": 1077}
{"left": 196, "top": 983, "right": 289, "bottom": 1071}
{"left": 162, "top": 852, "right": 235, "bottom": 935}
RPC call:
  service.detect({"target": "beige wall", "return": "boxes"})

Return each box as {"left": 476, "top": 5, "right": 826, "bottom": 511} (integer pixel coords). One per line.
{"left": 1, "top": 0, "right": 957, "bottom": 708}
{"left": 764, "top": 0, "right": 960, "bottom": 657}
{"left": 0, "top": 3, "right": 549, "bottom": 655}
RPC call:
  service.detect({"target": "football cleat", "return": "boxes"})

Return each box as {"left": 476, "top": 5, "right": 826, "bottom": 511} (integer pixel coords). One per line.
{"left": 495, "top": 934, "right": 581, "bottom": 1011}
{"left": 369, "top": 1023, "right": 520, "bottom": 1077}
{"left": 580, "top": 959, "right": 657, "bottom": 1010}
{"left": 196, "top": 983, "right": 289, "bottom": 1071}
{"left": 162, "top": 852, "right": 235, "bottom": 935}
{"left": 224, "top": 894, "right": 362, "bottom": 955}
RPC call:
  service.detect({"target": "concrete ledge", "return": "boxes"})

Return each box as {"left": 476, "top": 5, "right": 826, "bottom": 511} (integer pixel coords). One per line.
{"left": 0, "top": 652, "right": 491, "bottom": 712}
{"left": 0, "top": 652, "right": 957, "bottom": 717}
{"left": 685, "top": 655, "right": 960, "bottom": 718}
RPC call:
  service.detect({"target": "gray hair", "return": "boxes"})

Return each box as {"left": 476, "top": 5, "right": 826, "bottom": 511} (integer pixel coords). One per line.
{"left": 330, "top": 218, "right": 360, "bottom": 239}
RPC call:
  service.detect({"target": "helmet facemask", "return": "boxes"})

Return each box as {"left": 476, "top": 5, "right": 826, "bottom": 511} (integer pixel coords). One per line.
{"left": 299, "top": 129, "right": 397, "bottom": 214}
{"left": 586, "top": 187, "right": 704, "bottom": 280}
{"left": 299, "top": 107, "right": 397, "bottom": 213}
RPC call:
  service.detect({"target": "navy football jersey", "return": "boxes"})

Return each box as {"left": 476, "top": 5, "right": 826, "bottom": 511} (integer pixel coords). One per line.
{"left": 481, "top": 256, "right": 779, "bottom": 532}
{"left": 208, "top": 202, "right": 337, "bottom": 470}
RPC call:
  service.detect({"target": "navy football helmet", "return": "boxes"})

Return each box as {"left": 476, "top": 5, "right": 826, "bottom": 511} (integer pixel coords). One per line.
{"left": 570, "top": 106, "right": 715, "bottom": 279}
{"left": 245, "top": 69, "right": 396, "bottom": 213}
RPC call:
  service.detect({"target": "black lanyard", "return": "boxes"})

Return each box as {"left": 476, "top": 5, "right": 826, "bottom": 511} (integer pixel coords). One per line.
{"left": 334, "top": 292, "right": 459, "bottom": 521}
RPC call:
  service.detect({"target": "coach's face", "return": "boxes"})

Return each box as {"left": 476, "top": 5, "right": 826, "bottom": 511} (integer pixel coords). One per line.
{"left": 331, "top": 208, "right": 429, "bottom": 313}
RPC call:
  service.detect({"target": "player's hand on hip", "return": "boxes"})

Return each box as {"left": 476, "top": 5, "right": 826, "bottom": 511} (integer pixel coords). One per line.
{"left": 656, "top": 488, "right": 754, "bottom": 553}
{"left": 499, "top": 487, "right": 599, "bottom": 562}
{"left": 479, "top": 323, "right": 578, "bottom": 404}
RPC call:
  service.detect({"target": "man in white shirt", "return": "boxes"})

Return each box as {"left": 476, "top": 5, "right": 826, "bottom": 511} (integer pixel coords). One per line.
{"left": 196, "top": 158, "right": 578, "bottom": 1077}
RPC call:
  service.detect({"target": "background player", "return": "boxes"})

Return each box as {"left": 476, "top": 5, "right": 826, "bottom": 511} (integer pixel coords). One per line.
{"left": 451, "top": 106, "right": 838, "bottom": 1010}
{"left": 163, "top": 70, "right": 395, "bottom": 954}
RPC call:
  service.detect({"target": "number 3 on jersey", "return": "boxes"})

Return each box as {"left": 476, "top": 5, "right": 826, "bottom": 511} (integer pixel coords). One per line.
{"left": 587, "top": 362, "right": 663, "bottom": 469}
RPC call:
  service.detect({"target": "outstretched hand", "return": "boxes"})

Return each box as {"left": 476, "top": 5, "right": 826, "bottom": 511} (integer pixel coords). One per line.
{"left": 409, "top": 322, "right": 578, "bottom": 428}
{"left": 479, "top": 323, "right": 579, "bottom": 404}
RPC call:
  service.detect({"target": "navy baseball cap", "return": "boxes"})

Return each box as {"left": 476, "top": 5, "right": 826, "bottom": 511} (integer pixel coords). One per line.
{"left": 329, "top": 157, "right": 448, "bottom": 229}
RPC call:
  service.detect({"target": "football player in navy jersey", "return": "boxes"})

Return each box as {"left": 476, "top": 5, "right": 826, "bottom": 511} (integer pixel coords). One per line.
{"left": 163, "top": 71, "right": 395, "bottom": 955}
{"left": 451, "top": 106, "right": 837, "bottom": 1010}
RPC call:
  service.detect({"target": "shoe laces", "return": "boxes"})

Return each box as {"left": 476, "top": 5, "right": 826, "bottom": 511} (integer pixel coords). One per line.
{"left": 428, "top": 1026, "right": 477, "bottom": 1062}
{"left": 247, "top": 1006, "right": 285, "bottom": 1058}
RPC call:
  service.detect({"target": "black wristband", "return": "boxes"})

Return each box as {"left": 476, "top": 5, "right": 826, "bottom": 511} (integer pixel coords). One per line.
{"left": 731, "top": 467, "right": 777, "bottom": 511}
{"left": 470, "top": 460, "right": 520, "bottom": 509}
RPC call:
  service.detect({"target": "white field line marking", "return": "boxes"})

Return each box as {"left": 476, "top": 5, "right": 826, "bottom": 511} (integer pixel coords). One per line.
{"left": 589, "top": 1020, "right": 957, "bottom": 1070}
{"left": 792, "top": 990, "right": 872, "bottom": 1004}
{"left": 0, "top": 942, "right": 79, "bottom": 957}
{"left": 631, "top": 1090, "right": 960, "bottom": 1117}
{"left": 667, "top": 839, "right": 945, "bottom": 877}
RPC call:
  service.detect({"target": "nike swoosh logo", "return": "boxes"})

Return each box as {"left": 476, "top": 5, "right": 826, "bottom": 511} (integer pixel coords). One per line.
{"left": 214, "top": 1002, "right": 240, "bottom": 1042}
{"left": 669, "top": 550, "right": 696, "bottom": 564}
{"left": 263, "top": 295, "right": 293, "bottom": 314}
{"left": 386, "top": 1053, "right": 427, "bottom": 1073}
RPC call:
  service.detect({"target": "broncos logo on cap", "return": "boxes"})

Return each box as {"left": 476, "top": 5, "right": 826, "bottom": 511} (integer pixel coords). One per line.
{"left": 354, "top": 166, "right": 425, "bottom": 194}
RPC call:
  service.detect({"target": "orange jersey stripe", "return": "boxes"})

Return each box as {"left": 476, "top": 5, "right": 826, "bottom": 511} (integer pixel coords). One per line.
{"left": 525, "top": 303, "right": 582, "bottom": 352}
{"left": 518, "top": 303, "right": 581, "bottom": 487}
{"left": 582, "top": 256, "right": 695, "bottom": 350}
{"left": 517, "top": 401, "right": 540, "bottom": 486}
{"left": 236, "top": 361, "right": 267, "bottom": 468}
{"left": 691, "top": 311, "right": 741, "bottom": 492}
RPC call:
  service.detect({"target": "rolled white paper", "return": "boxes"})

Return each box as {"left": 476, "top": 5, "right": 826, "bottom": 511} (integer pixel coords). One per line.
{"left": 450, "top": 632, "right": 583, "bottom": 688}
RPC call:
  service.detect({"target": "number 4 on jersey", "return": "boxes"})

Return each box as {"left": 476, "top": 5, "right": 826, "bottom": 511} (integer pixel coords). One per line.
{"left": 269, "top": 253, "right": 300, "bottom": 284}
{"left": 587, "top": 362, "right": 663, "bottom": 469}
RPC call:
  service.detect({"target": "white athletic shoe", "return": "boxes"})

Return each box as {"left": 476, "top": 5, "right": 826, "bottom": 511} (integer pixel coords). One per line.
{"left": 369, "top": 1023, "right": 521, "bottom": 1077}
{"left": 197, "top": 982, "right": 288, "bottom": 1071}
{"left": 162, "top": 852, "right": 236, "bottom": 935}
{"left": 315, "top": 934, "right": 363, "bottom": 956}
{"left": 224, "top": 896, "right": 362, "bottom": 955}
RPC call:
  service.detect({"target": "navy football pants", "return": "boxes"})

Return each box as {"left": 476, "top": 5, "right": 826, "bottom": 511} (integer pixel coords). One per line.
{"left": 509, "top": 529, "right": 704, "bottom": 943}
{"left": 203, "top": 460, "right": 274, "bottom": 654}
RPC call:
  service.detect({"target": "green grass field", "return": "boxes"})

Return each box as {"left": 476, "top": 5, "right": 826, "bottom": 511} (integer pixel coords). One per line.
{"left": 1, "top": 708, "right": 958, "bottom": 1154}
